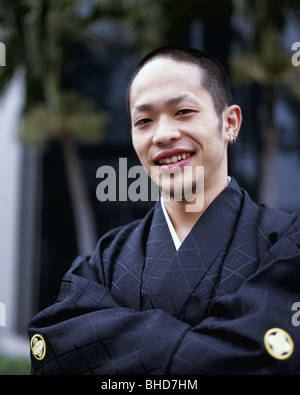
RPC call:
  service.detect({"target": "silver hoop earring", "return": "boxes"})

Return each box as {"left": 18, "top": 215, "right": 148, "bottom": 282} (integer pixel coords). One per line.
{"left": 231, "top": 132, "right": 238, "bottom": 144}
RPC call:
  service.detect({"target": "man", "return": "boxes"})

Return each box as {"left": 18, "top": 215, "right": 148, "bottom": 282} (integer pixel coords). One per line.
{"left": 28, "top": 45, "right": 300, "bottom": 375}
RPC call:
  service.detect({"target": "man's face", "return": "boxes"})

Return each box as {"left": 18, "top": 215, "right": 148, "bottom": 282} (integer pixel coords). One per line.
{"left": 129, "top": 57, "right": 229, "bottom": 202}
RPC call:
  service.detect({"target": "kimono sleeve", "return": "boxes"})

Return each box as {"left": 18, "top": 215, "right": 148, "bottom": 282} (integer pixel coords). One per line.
{"left": 28, "top": 252, "right": 300, "bottom": 375}
{"left": 28, "top": 216, "right": 300, "bottom": 375}
{"left": 27, "top": 255, "right": 190, "bottom": 375}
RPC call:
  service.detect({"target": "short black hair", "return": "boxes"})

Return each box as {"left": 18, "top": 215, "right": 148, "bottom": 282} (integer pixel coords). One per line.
{"left": 127, "top": 45, "right": 233, "bottom": 123}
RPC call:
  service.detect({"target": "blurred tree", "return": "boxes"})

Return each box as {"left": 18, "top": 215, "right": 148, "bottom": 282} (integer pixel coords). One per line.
{"left": 159, "top": 0, "right": 232, "bottom": 43}
{"left": 0, "top": 0, "right": 166, "bottom": 255}
{"left": 91, "top": 0, "right": 165, "bottom": 54}
{"left": 230, "top": 0, "right": 300, "bottom": 206}
{"left": 19, "top": 91, "right": 108, "bottom": 255}
{"left": 0, "top": 0, "right": 110, "bottom": 254}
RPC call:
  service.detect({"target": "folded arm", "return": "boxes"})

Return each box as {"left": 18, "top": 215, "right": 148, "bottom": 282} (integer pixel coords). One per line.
{"left": 28, "top": 251, "right": 300, "bottom": 375}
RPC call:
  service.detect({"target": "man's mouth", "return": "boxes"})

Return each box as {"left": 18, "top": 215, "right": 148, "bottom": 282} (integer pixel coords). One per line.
{"left": 153, "top": 151, "right": 195, "bottom": 171}
{"left": 156, "top": 152, "right": 193, "bottom": 165}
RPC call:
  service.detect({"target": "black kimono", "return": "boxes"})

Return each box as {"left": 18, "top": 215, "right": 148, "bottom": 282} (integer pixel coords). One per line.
{"left": 27, "top": 178, "right": 300, "bottom": 374}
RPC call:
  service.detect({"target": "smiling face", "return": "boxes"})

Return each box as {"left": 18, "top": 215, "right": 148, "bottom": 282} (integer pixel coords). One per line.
{"left": 129, "top": 57, "right": 239, "bottom": 204}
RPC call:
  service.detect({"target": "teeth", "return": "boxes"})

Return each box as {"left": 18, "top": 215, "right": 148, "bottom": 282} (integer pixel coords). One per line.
{"left": 157, "top": 152, "right": 191, "bottom": 165}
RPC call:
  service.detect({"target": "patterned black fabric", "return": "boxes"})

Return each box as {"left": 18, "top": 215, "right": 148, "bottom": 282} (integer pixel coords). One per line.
{"left": 28, "top": 178, "right": 300, "bottom": 374}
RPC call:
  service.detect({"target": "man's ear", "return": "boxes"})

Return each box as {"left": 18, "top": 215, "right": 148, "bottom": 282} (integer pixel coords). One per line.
{"left": 223, "top": 105, "right": 242, "bottom": 144}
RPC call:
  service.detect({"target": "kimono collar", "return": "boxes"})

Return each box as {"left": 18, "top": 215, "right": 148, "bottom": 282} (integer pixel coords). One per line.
{"left": 140, "top": 177, "right": 244, "bottom": 316}
{"left": 161, "top": 176, "right": 232, "bottom": 250}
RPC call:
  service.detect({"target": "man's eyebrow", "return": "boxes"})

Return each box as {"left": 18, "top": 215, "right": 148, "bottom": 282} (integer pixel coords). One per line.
{"left": 134, "top": 103, "right": 154, "bottom": 112}
{"left": 165, "top": 94, "right": 189, "bottom": 107}
{"left": 133, "top": 94, "right": 189, "bottom": 112}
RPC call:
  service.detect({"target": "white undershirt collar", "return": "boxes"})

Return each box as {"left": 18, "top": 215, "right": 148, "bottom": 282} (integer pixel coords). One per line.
{"left": 160, "top": 197, "right": 181, "bottom": 250}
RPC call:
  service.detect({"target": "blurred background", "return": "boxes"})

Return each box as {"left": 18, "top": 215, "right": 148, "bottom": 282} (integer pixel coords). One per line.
{"left": 0, "top": 0, "right": 299, "bottom": 374}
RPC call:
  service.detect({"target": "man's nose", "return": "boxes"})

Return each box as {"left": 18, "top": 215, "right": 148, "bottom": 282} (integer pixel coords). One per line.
{"left": 152, "top": 117, "right": 181, "bottom": 145}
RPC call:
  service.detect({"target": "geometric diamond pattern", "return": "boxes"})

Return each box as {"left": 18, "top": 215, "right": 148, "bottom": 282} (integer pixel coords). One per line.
{"left": 27, "top": 177, "right": 300, "bottom": 375}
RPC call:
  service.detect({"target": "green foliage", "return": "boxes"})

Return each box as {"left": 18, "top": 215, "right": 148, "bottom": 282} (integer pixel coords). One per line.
{"left": 18, "top": 91, "right": 109, "bottom": 147}
{"left": 0, "top": 0, "right": 168, "bottom": 146}
{"left": 229, "top": 28, "right": 294, "bottom": 87}
{"left": 0, "top": 0, "right": 84, "bottom": 94}
{"left": 90, "top": 0, "right": 166, "bottom": 54}
{"left": 229, "top": 0, "right": 300, "bottom": 204}
{"left": 230, "top": 0, "right": 300, "bottom": 90}
{"left": 0, "top": 354, "right": 30, "bottom": 375}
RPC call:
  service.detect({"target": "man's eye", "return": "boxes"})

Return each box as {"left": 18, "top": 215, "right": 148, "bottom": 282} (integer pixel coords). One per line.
{"left": 135, "top": 118, "right": 152, "bottom": 127}
{"left": 176, "top": 109, "right": 194, "bottom": 116}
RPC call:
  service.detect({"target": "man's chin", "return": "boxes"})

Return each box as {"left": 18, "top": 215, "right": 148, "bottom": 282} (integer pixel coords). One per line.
{"left": 160, "top": 181, "right": 196, "bottom": 202}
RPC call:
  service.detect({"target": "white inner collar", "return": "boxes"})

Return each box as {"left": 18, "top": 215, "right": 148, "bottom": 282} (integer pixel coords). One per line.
{"left": 160, "top": 196, "right": 181, "bottom": 250}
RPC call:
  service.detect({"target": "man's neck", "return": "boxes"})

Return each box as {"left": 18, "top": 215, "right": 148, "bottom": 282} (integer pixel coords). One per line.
{"left": 162, "top": 175, "right": 230, "bottom": 243}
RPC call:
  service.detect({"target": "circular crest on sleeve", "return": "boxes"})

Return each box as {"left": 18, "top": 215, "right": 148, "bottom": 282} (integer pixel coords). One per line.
{"left": 264, "top": 328, "right": 294, "bottom": 360}
{"left": 31, "top": 334, "right": 46, "bottom": 361}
